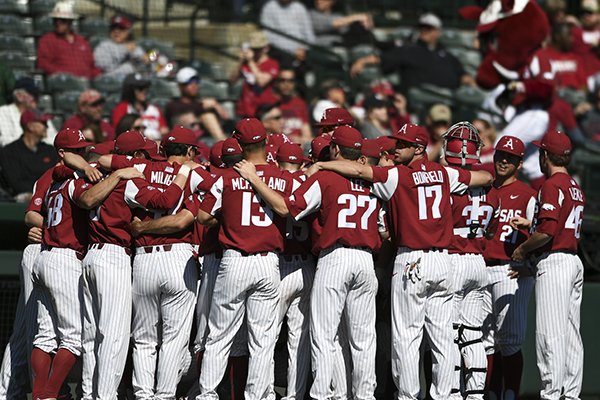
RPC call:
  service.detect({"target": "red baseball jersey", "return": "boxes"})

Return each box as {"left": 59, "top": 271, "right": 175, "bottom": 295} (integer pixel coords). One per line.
{"left": 370, "top": 159, "right": 471, "bottom": 250}
{"left": 200, "top": 164, "right": 292, "bottom": 253}
{"left": 197, "top": 167, "right": 228, "bottom": 256}
{"left": 27, "top": 166, "right": 56, "bottom": 214}
{"left": 285, "top": 170, "right": 383, "bottom": 254}
{"left": 484, "top": 180, "right": 537, "bottom": 262}
{"left": 281, "top": 170, "right": 312, "bottom": 255}
{"left": 184, "top": 166, "right": 217, "bottom": 247}
{"left": 43, "top": 177, "right": 90, "bottom": 254}
{"left": 538, "top": 47, "right": 587, "bottom": 90}
{"left": 533, "top": 172, "right": 585, "bottom": 253}
{"left": 236, "top": 58, "right": 280, "bottom": 117}
{"left": 279, "top": 96, "right": 310, "bottom": 140}
{"left": 513, "top": 49, "right": 555, "bottom": 109}
{"left": 449, "top": 184, "right": 500, "bottom": 254}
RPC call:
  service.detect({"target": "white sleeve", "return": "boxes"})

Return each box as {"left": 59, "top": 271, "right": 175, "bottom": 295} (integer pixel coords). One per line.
{"left": 292, "top": 179, "right": 322, "bottom": 220}
{"left": 371, "top": 167, "right": 399, "bottom": 202}
{"left": 525, "top": 195, "right": 537, "bottom": 220}
{"left": 445, "top": 166, "right": 469, "bottom": 195}
{"left": 124, "top": 180, "right": 143, "bottom": 209}
{"left": 377, "top": 207, "right": 387, "bottom": 233}
{"left": 209, "top": 176, "right": 224, "bottom": 215}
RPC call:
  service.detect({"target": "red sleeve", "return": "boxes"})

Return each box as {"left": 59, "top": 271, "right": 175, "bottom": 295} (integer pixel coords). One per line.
{"left": 52, "top": 165, "right": 76, "bottom": 181}
{"left": 131, "top": 178, "right": 183, "bottom": 209}
{"left": 27, "top": 167, "right": 55, "bottom": 213}
{"left": 69, "top": 178, "right": 92, "bottom": 202}
{"left": 198, "top": 176, "right": 223, "bottom": 216}
{"left": 184, "top": 194, "right": 200, "bottom": 214}
{"left": 111, "top": 102, "right": 128, "bottom": 128}
{"left": 36, "top": 35, "right": 57, "bottom": 75}
{"left": 284, "top": 174, "right": 319, "bottom": 219}
{"left": 263, "top": 58, "right": 280, "bottom": 78}
{"left": 371, "top": 165, "right": 391, "bottom": 183}
{"left": 300, "top": 99, "right": 310, "bottom": 123}
{"left": 535, "top": 218, "right": 558, "bottom": 237}
{"left": 457, "top": 167, "right": 471, "bottom": 186}
{"left": 522, "top": 53, "right": 554, "bottom": 101}
{"left": 111, "top": 155, "right": 135, "bottom": 170}
{"left": 199, "top": 191, "right": 217, "bottom": 215}
{"left": 537, "top": 181, "right": 560, "bottom": 222}
{"left": 157, "top": 107, "right": 168, "bottom": 130}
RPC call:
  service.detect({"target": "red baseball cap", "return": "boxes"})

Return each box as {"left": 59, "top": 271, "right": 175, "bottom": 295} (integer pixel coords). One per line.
{"left": 331, "top": 126, "right": 363, "bottom": 149}
{"left": 389, "top": 123, "right": 428, "bottom": 146}
{"left": 147, "top": 145, "right": 166, "bottom": 161}
{"left": 277, "top": 143, "right": 304, "bottom": 164}
{"left": 20, "top": 109, "right": 52, "bottom": 130}
{"left": 162, "top": 126, "right": 198, "bottom": 147}
{"left": 210, "top": 140, "right": 225, "bottom": 168}
{"left": 316, "top": 107, "right": 354, "bottom": 126}
{"left": 115, "top": 130, "right": 156, "bottom": 153}
{"left": 495, "top": 135, "right": 525, "bottom": 158}
{"left": 110, "top": 15, "right": 132, "bottom": 30}
{"left": 88, "top": 140, "right": 115, "bottom": 156}
{"left": 533, "top": 130, "right": 572, "bottom": 155}
{"left": 233, "top": 118, "right": 267, "bottom": 144}
{"left": 310, "top": 135, "right": 331, "bottom": 161}
{"left": 54, "top": 128, "right": 93, "bottom": 150}
{"left": 376, "top": 136, "right": 396, "bottom": 152}
{"left": 361, "top": 139, "right": 382, "bottom": 158}
{"left": 222, "top": 137, "right": 242, "bottom": 155}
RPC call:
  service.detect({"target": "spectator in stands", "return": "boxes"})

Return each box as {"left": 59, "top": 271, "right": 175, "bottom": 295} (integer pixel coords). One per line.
{"left": 0, "top": 77, "right": 58, "bottom": 147}
{"left": 165, "top": 67, "right": 227, "bottom": 140}
{"left": 115, "top": 113, "right": 143, "bottom": 137}
{"left": 0, "top": 62, "right": 15, "bottom": 106}
{"left": 350, "top": 13, "right": 475, "bottom": 91}
{"left": 111, "top": 73, "right": 168, "bottom": 140}
{"left": 260, "top": 0, "right": 315, "bottom": 65}
{"left": 540, "top": 23, "right": 588, "bottom": 92}
{"left": 256, "top": 102, "right": 285, "bottom": 135}
{"left": 571, "top": 0, "right": 600, "bottom": 83}
{"left": 262, "top": 66, "right": 312, "bottom": 144}
{"left": 579, "top": 86, "right": 600, "bottom": 141}
{"left": 312, "top": 79, "right": 348, "bottom": 122}
{"left": 37, "top": 1, "right": 100, "bottom": 79}
{"left": 360, "top": 94, "right": 391, "bottom": 139}
{"left": 0, "top": 110, "right": 57, "bottom": 202}
{"left": 63, "top": 89, "right": 115, "bottom": 142}
{"left": 231, "top": 31, "right": 280, "bottom": 118}
{"left": 93, "top": 15, "right": 148, "bottom": 78}
{"left": 309, "top": 0, "right": 374, "bottom": 47}
{"left": 424, "top": 103, "right": 452, "bottom": 161}
{"left": 472, "top": 117, "right": 496, "bottom": 173}
{"left": 370, "top": 81, "right": 411, "bottom": 133}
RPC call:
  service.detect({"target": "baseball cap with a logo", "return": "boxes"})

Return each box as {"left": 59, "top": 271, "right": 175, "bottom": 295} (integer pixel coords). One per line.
{"left": 389, "top": 123, "right": 428, "bottom": 146}
{"left": 115, "top": 130, "right": 156, "bottom": 153}
{"left": 163, "top": 126, "right": 198, "bottom": 147}
{"left": 176, "top": 67, "right": 199, "bottom": 85}
{"left": 88, "top": 140, "right": 115, "bottom": 156}
{"left": 310, "top": 135, "right": 331, "bottom": 161}
{"left": 210, "top": 140, "right": 225, "bottom": 168}
{"left": 331, "top": 126, "right": 363, "bottom": 149}
{"left": 316, "top": 108, "right": 354, "bottom": 127}
{"left": 110, "top": 15, "right": 132, "bottom": 30}
{"left": 233, "top": 118, "right": 267, "bottom": 144}
{"left": 222, "top": 137, "right": 242, "bottom": 155}
{"left": 277, "top": 143, "right": 304, "bottom": 164}
{"left": 20, "top": 109, "right": 52, "bottom": 130}
{"left": 495, "top": 135, "right": 525, "bottom": 158}
{"left": 361, "top": 139, "right": 382, "bottom": 158}
{"left": 54, "top": 128, "right": 92, "bottom": 150}
{"left": 533, "top": 130, "right": 572, "bottom": 155}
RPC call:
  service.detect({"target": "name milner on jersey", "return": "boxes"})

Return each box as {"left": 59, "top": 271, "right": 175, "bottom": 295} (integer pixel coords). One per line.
{"left": 231, "top": 176, "right": 287, "bottom": 192}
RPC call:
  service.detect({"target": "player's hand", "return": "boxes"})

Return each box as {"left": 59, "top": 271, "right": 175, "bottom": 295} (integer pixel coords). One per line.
{"left": 511, "top": 245, "right": 526, "bottom": 263}
{"left": 27, "top": 227, "right": 43, "bottom": 244}
{"left": 130, "top": 217, "right": 143, "bottom": 237}
{"left": 305, "top": 162, "right": 322, "bottom": 177}
{"left": 403, "top": 257, "right": 422, "bottom": 283}
{"left": 233, "top": 159, "right": 257, "bottom": 180}
{"left": 350, "top": 59, "right": 366, "bottom": 78}
{"left": 507, "top": 81, "right": 525, "bottom": 93}
{"left": 116, "top": 167, "right": 145, "bottom": 180}
{"left": 509, "top": 216, "right": 531, "bottom": 230}
{"left": 84, "top": 166, "right": 103, "bottom": 183}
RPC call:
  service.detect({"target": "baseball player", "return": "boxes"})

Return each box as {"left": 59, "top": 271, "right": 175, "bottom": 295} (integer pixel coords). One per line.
{"left": 309, "top": 135, "right": 331, "bottom": 163}
{"left": 442, "top": 122, "right": 500, "bottom": 400}
{"left": 235, "top": 126, "right": 385, "bottom": 400}
{"left": 511, "top": 130, "right": 585, "bottom": 400}
{"left": 307, "top": 123, "right": 493, "bottom": 400}
{"left": 315, "top": 107, "right": 355, "bottom": 136}
{"left": 195, "top": 118, "right": 292, "bottom": 400}
{"left": 481, "top": 135, "right": 536, "bottom": 400}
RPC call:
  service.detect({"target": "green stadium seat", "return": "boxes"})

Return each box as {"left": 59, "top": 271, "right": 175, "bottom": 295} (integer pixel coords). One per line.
{"left": 92, "top": 74, "right": 123, "bottom": 95}
{"left": 37, "top": 94, "right": 53, "bottom": 113}
{"left": 52, "top": 90, "right": 80, "bottom": 115}
{"left": 0, "top": 0, "right": 27, "bottom": 14}
{"left": 0, "top": 36, "right": 30, "bottom": 56}
{"left": 0, "top": 15, "right": 33, "bottom": 35}
{"left": 330, "top": 46, "right": 349, "bottom": 65}
{"left": 228, "top": 80, "right": 242, "bottom": 100}
{"left": 138, "top": 38, "right": 176, "bottom": 60}
{"left": 306, "top": 47, "right": 344, "bottom": 69}
{"left": 407, "top": 84, "right": 453, "bottom": 112}
{"left": 149, "top": 78, "right": 179, "bottom": 99}
{"left": 46, "top": 73, "right": 90, "bottom": 94}
{"left": 349, "top": 44, "right": 378, "bottom": 64}
{"left": 447, "top": 47, "right": 481, "bottom": 70}
{"left": 440, "top": 29, "right": 476, "bottom": 48}
{"left": 103, "top": 93, "right": 120, "bottom": 118}
{"left": 33, "top": 15, "right": 53, "bottom": 35}
{"left": 200, "top": 79, "right": 229, "bottom": 101}
{"left": 1, "top": 52, "right": 34, "bottom": 72}
{"left": 389, "top": 27, "right": 414, "bottom": 43}
{"left": 557, "top": 87, "right": 587, "bottom": 108}
{"left": 454, "top": 85, "right": 487, "bottom": 107}
{"left": 153, "top": 97, "right": 171, "bottom": 112}
{"left": 79, "top": 17, "right": 109, "bottom": 38}
{"left": 29, "top": 0, "right": 56, "bottom": 15}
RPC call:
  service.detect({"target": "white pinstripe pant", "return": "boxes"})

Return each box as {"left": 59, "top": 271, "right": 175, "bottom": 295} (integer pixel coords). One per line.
{"left": 449, "top": 254, "right": 489, "bottom": 400}
{"left": 197, "top": 250, "right": 280, "bottom": 400}
{"left": 131, "top": 243, "right": 198, "bottom": 400}
{"left": 309, "top": 245, "right": 378, "bottom": 400}
{"left": 81, "top": 245, "right": 132, "bottom": 400}
{"left": 482, "top": 263, "right": 534, "bottom": 357}
{"left": 31, "top": 247, "right": 84, "bottom": 357}
{"left": 534, "top": 252, "right": 584, "bottom": 400}
{"left": 391, "top": 247, "right": 457, "bottom": 400}
{"left": 0, "top": 244, "right": 40, "bottom": 399}
{"left": 277, "top": 255, "right": 315, "bottom": 400}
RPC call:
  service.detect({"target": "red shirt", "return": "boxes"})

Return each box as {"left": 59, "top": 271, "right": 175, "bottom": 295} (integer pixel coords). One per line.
{"left": 27, "top": 166, "right": 56, "bottom": 214}
{"left": 571, "top": 26, "right": 600, "bottom": 78}
{"left": 281, "top": 170, "right": 312, "bottom": 255}
{"left": 200, "top": 164, "right": 292, "bottom": 253}
{"left": 186, "top": 166, "right": 217, "bottom": 248}
{"left": 370, "top": 159, "right": 471, "bottom": 250}
{"left": 236, "top": 58, "right": 280, "bottom": 118}
{"left": 279, "top": 96, "right": 310, "bottom": 140}
{"left": 43, "top": 178, "right": 90, "bottom": 254}
{"left": 111, "top": 102, "right": 167, "bottom": 141}
{"left": 63, "top": 114, "right": 115, "bottom": 141}
{"left": 286, "top": 171, "right": 383, "bottom": 254}
{"left": 37, "top": 32, "right": 100, "bottom": 78}
{"left": 533, "top": 172, "right": 585, "bottom": 253}
{"left": 537, "top": 47, "right": 587, "bottom": 90}
{"left": 448, "top": 184, "right": 500, "bottom": 254}
{"left": 484, "top": 180, "right": 537, "bottom": 262}
{"left": 548, "top": 97, "right": 578, "bottom": 132}
{"left": 513, "top": 49, "right": 555, "bottom": 109}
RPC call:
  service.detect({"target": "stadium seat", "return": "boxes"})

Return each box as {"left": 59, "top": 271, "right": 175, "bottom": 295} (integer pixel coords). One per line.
{"left": 0, "top": 36, "right": 30, "bottom": 55}
{"left": 153, "top": 97, "right": 171, "bottom": 112}
{"left": 557, "top": 87, "right": 587, "bottom": 107}
{"left": 103, "top": 93, "right": 120, "bottom": 118}
{"left": 149, "top": 78, "right": 179, "bottom": 99}
{"left": 407, "top": 84, "right": 453, "bottom": 112}
{"left": 221, "top": 101, "right": 235, "bottom": 120}
{"left": 200, "top": 79, "right": 229, "bottom": 101}
{"left": 447, "top": 47, "right": 481, "bottom": 71}
{"left": 92, "top": 74, "right": 123, "bottom": 95}
{"left": 79, "top": 17, "right": 109, "bottom": 38}
{"left": 389, "top": 27, "right": 415, "bottom": 44}
{"left": 33, "top": 15, "right": 53, "bottom": 35}
{"left": 189, "top": 60, "right": 215, "bottom": 80}
{"left": 0, "top": 0, "right": 27, "bottom": 14}
{"left": 349, "top": 44, "right": 378, "bottom": 64}
{"left": 1, "top": 52, "right": 34, "bottom": 72}
{"left": 29, "top": 0, "right": 56, "bottom": 15}
{"left": 440, "top": 29, "right": 476, "bottom": 49}
{"left": 453, "top": 85, "right": 487, "bottom": 107}
{"left": 306, "top": 47, "right": 344, "bottom": 69}
{"left": 37, "top": 94, "right": 53, "bottom": 113}
{"left": 138, "top": 38, "right": 176, "bottom": 60}
{"left": 52, "top": 90, "right": 80, "bottom": 115}
{"left": 228, "top": 80, "right": 242, "bottom": 100}
{"left": 46, "top": 73, "right": 90, "bottom": 94}
{"left": 0, "top": 15, "right": 33, "bottom": 35}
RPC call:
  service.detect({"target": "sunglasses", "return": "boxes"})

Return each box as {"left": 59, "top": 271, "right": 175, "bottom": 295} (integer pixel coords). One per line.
{"left": 395, "top": 141, "right": 415, "bottom": 149}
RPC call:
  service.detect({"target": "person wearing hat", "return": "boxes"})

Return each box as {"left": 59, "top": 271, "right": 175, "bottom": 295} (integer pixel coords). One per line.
{"left": 63, "top": 89, "right": 115, "bottom": 142}
{"left": 94, "top": 15, "right": 148, "bottom": 78}
{"left": 510, "top": 130, "right": 585, "bottom": 400}
{"left": 165, "top": 66, "right": 228, "bottom": 140}
{"left": 232, "top": 30, "right": 280, "bottom": 118}
{"left": 425, "top": 103, "right": 452, "bottom": 161}
{"left": 310, "top": 135, "right": 331, "bottom": 162}
{"left": 361, "top": 94, "right": 392, "bottom": 139}
{"left": 312, "top": 80, "right": 349, "bottom": 123}
{"left": 0, "top": 109, "right": 57, "bottom": 202}
{"left": 0, "top": 77, "right": 58, "bottom": 146}
{"left": 314, "top": 107, "right": 354, "bottom": 136}
{"left": 234, "top": 125, "right": 385, "bottom": 400}
{"left": 111, "top": 73, "right": 168, "bottom": 140}
{"left": 37, "top": 1, "right": 100, "bottom": 78}
{"left": 350, "top": 12, "right": 475, "bottom": 91}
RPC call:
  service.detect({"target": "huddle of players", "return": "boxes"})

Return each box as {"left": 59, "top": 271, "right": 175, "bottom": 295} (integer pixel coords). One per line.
{"left": 0, "top": 105, "right": 586, "bottom": 400}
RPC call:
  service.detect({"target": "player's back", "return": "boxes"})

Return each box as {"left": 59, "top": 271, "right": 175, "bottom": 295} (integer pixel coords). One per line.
{"left": 88, "top": 181, "right": 133, "bottom": 248}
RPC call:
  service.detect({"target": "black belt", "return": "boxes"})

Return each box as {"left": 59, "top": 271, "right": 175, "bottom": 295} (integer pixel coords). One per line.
{"left": 422, "top": 248, "right": 444, "bottom": 253}
{"left": 282, "top": 254, "right": 310, "bottom": 262}
{"left": 141, "top": 244, "right": 173, "bottom": 254}
{"left": 88, "top": 243, "right": 132, "bottom": 256}
{"left": 229, "top": 248, "right": 269, "bottom": 257}
{"left": 486, "top": 259, "right": 509, "bottom": 266}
